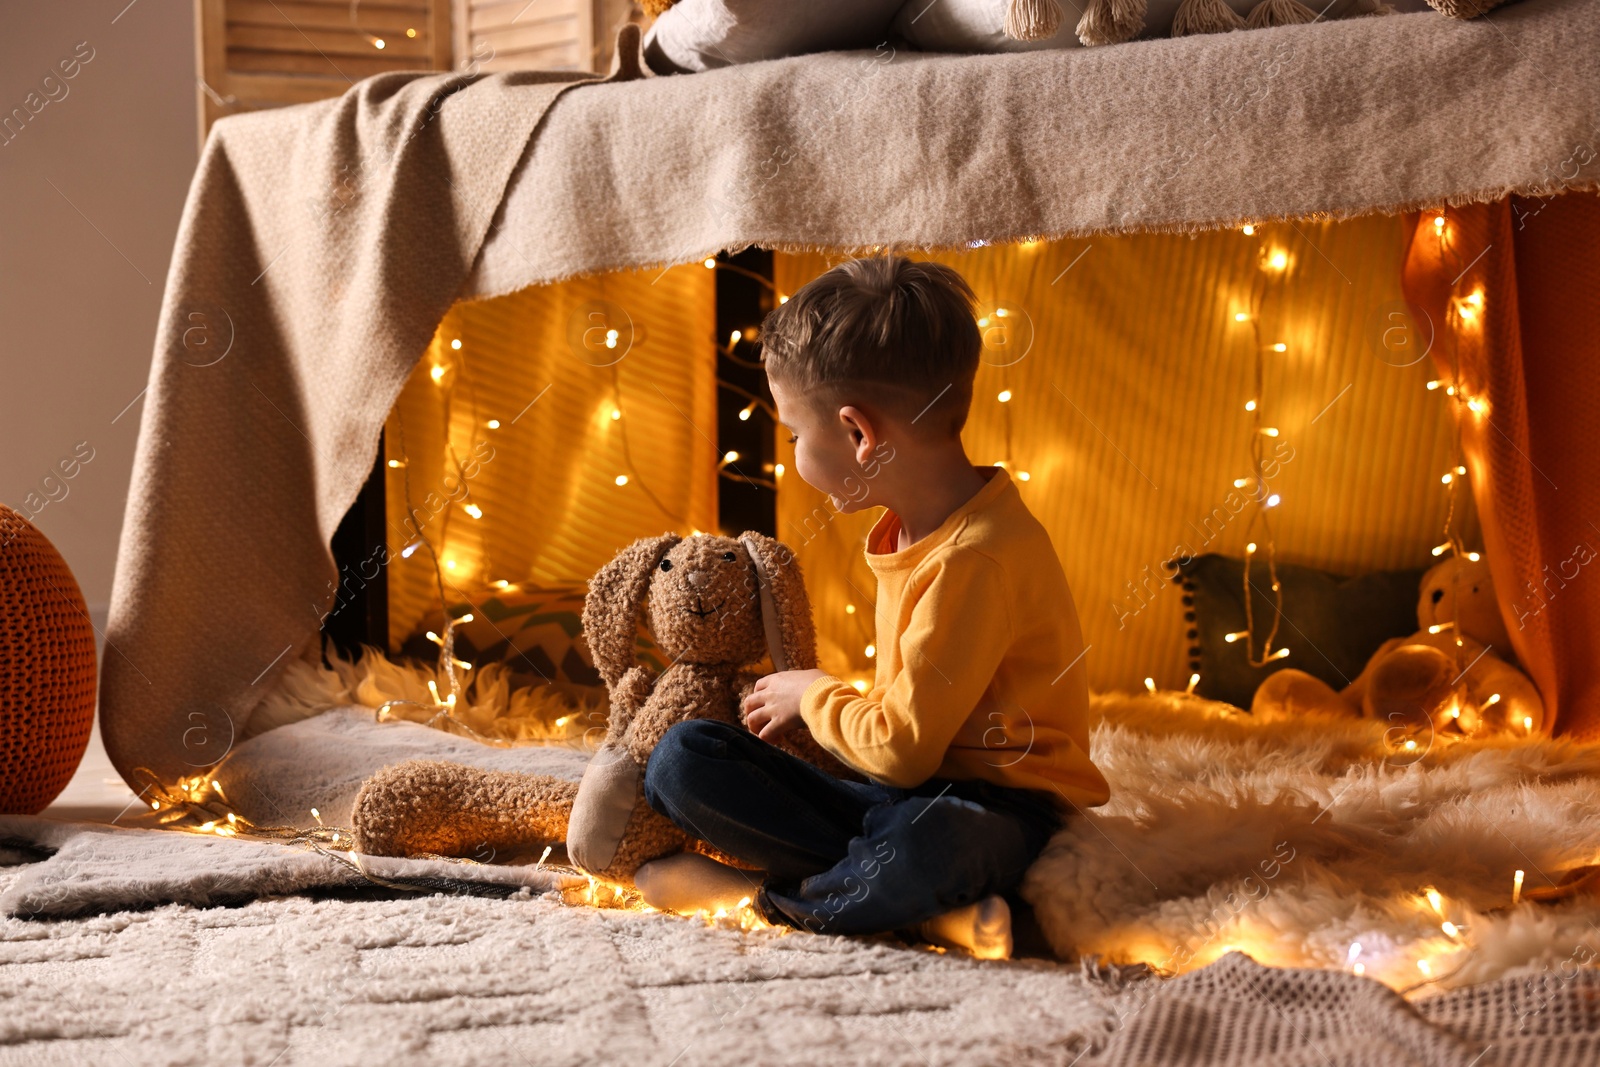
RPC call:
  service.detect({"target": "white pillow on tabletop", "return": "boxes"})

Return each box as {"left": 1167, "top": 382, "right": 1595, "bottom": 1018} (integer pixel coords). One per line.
{"left": 642, "top": 0, "right": 908, "bottom": 74}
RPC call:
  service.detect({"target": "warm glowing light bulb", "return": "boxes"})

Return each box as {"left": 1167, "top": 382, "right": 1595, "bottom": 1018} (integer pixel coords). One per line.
{"left": 738, "top": 404, "right": 754, "bottom": 421}
{"left": 1242, "top": 224, "right": 1255, "bottom": 235}
{"left": 773, "top": 463, "right": 784, "bottom": 477}
{"left": 1434, "top": 215, "right": 1446, "bottom": 229}
{"left": 1186, "top": 672, "right": 1200, "bottom": 693}
{"left": 1235, "top": 312, "right": 1250, "bottom": 322}
{"left": 374, "top": 38, "right": 385, "bottom": 49}
{"left": 1432, "top": 542, "right": 1451, "bottom": 556}
{"left": 1224, "top": 630, "right": 1247, "bottom": 643}
{"left": 487, "top": 419, "right": 500, "bottom": 429}
{"left": 1513, "top": 869, "right": 1525, "bottom": 903}
{"left": 1417, "top": 959, "right": 1432, "bottom": 976}
{"left": 1523, "top": 716, "right": 1533, "bottom": 731}
{"left": 406, "top": 27, "right": 416, "bottom": 37}
{"left": 1017, "top": 471, "right": 1030, "bottom": 481}
{"left": 1260, "top": 427, "right": 1279, "bottom": 437}
{"left": 611, "top": 408, "right": 621, "bottom": 420}
{"left": 1266, "top": 493, "right": 1281, "bottom": 507}
{"left": 1442, "top": 921, "right": 1460, "bottom": 937}
{"left": 1144, "top": 677, "right": 1157, "bottom": 693}
{"left": 450, "top": 339, "right": 462, "bottom": 350}
{"left": 845, "top": 603, "right": 856, "bottom": 614}
{"left": 1484, "top": 693, "right": 1501, "bottom": 706}
{"left": 704, "top": 258, "right": 716, "bottom": 269}
{"left": 430, "top": 364, "right": 445, "bottom": 383}
{"left": 1244, "top": 400, "right": 1257, "bottom": 411}
{"left": 864, "top": 644, "right": 876, "bottom": 658}
{"left": 723, "top": 450, "right": 739, "bottom": 463}
{"left": 615, "top": 475, "right": 629, "bottom": 486}
{"left": 387, "top": 459, "right": 403, "bottom": 468}
{"left": 730, "top": 330, "right": 741, "bottom": 345}
{"left": 851, "top": 679, "right": 868, "bottom": 693}
{"left": 1425, "top": 887, "right": 1444, "bottom": 914}
{"left": 1246, "top": 542, "right": 1257, "bottom": 553}
{"left": 1267, "top": 250, "right": 1288, "bottom": 270}
{"left": 1441, "top": 472, "right": 1454, "bottom": 484}
{"left": 997, "top": 389, "right": 1012, "bottom": 402}
{"left": 1271, "top": 342, "right": 1287, "bottom": 353}
{"left": 1426, "top": 380, "right": 1443, "bottom": 391}
{"left": 778, "top": 294, "right": 789, "bottom": 304}
{"left": 463, "top": 503, "right": 483, "bottom": 519}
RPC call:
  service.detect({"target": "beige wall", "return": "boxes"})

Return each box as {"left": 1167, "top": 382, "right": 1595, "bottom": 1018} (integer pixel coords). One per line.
{"left": 0, "top": 0, "right": 198, "bottom": 652}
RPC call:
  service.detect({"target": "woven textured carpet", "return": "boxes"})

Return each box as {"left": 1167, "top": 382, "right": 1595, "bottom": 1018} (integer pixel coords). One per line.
{"left": 4, "top": 864, "right": 1598, "bottom": 1067}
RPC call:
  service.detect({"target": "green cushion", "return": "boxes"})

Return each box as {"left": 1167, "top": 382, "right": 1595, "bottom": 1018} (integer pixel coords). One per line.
{"left": 1168, "top": 553, "right": 1427, "bottom": 709}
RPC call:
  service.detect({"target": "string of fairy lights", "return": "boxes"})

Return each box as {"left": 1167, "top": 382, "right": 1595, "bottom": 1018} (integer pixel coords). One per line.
{"left": 1230, "top": 228, "right": 1292, "bottom": 670}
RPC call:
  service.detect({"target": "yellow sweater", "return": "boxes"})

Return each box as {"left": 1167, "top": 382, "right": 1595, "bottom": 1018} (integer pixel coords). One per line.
{"left": 800, "top": 466, "right": 1111, "bottom": 814}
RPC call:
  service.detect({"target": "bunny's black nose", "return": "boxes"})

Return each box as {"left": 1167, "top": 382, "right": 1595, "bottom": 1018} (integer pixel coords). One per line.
{"left": 1430, "top": 588, "right": 1444, "bottom": 605}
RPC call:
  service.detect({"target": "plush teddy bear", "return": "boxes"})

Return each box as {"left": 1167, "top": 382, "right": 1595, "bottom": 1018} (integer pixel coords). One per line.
{"left": 1250, "top": 555, "right": 1544, "bottom": 738}
{"left": 350, "top": 531, "right": 858, "bottom": 887}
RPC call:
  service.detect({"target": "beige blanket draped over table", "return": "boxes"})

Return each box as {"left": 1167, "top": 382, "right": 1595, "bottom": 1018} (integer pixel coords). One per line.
{"left": 103, "top": 2, "right": 1600, "bottom": 788}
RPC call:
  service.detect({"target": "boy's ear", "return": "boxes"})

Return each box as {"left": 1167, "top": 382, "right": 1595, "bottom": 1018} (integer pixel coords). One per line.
{"left": 837, "top": 404, "right": 878, "bottom": 465}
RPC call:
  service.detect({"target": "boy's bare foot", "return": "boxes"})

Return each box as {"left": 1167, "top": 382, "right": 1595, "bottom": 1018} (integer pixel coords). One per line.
{"left": 634, "top": 852, "right": 763, "bottom": 914}
{"left": 916, "top": 895, "right": 1013, "bottom": 960}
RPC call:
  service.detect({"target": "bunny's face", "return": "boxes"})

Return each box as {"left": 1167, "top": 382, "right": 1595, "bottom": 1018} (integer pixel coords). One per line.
{"left": 646, "top": 536, "right": 769, "bottom": 666}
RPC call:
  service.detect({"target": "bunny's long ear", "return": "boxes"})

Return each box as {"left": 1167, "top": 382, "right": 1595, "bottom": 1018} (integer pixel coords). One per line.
{"left": 738, "top": 532, "right": 818, "bottom": 672}
{"left": 583, "top": 533, "right": 681, "bottom": 689}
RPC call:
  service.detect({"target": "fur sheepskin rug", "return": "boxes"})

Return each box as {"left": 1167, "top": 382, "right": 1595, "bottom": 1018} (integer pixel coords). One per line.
{"left": 1023, "top": 691, "right": 1600, "bottom": 995}
{"left": 255, "top": 647, "right": 1600, "bottom": 994}
{"left": 246, "top": 642, "right": 604, "bottom": 747}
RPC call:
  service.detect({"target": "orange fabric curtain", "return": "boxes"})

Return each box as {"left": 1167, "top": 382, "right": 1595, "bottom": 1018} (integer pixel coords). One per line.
{"left": 1402, "top": 192, "right": 1600, "bottom": 740}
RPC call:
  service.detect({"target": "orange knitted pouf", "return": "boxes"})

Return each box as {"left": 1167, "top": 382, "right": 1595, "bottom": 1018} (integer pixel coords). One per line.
{"left": 0, "top": 504, "right": 97, "bottom": 814}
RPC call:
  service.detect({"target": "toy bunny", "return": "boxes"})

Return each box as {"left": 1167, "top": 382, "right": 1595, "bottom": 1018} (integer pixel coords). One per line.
{"left": 350, "top": 531, "right": 859, "bottom": 887}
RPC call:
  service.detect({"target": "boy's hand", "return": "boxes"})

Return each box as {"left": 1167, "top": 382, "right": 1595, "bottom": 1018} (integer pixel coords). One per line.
{"left": 742, "top": 668, "right": 827, "bottom": 743}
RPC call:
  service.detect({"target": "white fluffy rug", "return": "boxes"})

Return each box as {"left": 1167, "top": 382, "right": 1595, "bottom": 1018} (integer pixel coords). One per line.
{"left": 1025, "top": 692, "right": 1600, "bottom": 994}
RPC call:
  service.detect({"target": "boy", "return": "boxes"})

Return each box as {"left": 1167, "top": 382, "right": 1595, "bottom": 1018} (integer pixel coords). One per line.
{"left": 640, "top": 255, "right": 1110, "bottom": 959}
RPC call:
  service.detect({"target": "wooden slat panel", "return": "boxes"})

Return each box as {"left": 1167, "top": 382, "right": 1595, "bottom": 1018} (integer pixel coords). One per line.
{"left": 226, "top": 24, "right": 431, "bottom": 60}
{"left": 196, "top": 0, "right": 454, "bottom": 146}
{"left": 456, "top": 0, "right": 598, "bottom": 73}
{"left": 469, "top": 15, "right": 579, "bottom": 53}
{"left": 195, "top": 0, "right": 229, "bottom": 149}
{"left": 224, "top": 71, "right": 352, "bottom": 105}
{"left": 474, "top": 44, "right": 582, "bottom": 70}
{"left": 226, "top": 48, "right": 420, "bottom": 77}
{"left": 228, "top": 0, "right": 431, "bottom": 34}
{"left": 470, "top": 0, "right": 582, "bottom": 33}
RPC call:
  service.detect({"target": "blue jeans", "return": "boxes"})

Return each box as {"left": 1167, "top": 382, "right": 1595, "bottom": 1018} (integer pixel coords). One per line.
{"left": 641, "top": 718, "right": 1065, "bottom": 937}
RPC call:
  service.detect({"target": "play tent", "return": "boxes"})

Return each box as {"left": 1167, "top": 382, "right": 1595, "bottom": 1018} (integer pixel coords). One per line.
{"left": 100, "top": 0, "right": 1600, "bottom": 797}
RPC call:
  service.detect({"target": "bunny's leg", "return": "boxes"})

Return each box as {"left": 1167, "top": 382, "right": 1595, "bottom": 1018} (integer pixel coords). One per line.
{"left": 352, "top": 759, "right": 578, "bottom": 861}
